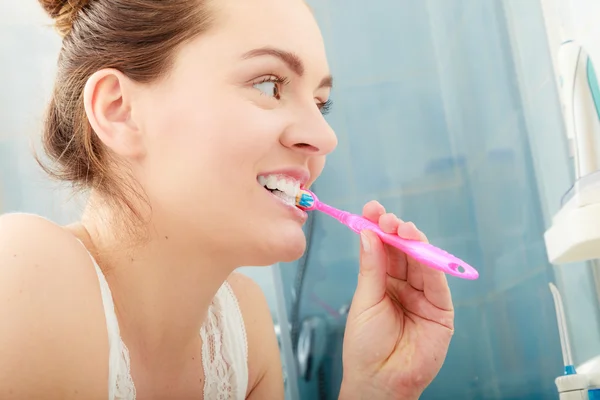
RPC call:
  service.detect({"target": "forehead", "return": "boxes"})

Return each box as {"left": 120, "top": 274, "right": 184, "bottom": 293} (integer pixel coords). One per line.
{"left": 209, "top": 0, "right": 329, "bottom": 73}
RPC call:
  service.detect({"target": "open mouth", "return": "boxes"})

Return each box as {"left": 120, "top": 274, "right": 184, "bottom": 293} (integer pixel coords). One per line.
{"left": 258, "top": 174, "right": 301, "bottom": 207}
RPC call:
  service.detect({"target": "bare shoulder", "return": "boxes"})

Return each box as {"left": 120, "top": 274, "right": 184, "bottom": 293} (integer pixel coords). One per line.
{"left": 0, "top": 213, "right": 108, "bottom": 399}
{"left": 226, "top": 272, "right": 274, "bottom": 344}
{"left": 227, "top": 272, "right": 284, "bottom": 399}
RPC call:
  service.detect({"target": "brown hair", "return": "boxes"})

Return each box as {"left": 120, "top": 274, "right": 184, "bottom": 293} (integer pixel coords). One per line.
{"left": 38, "top": 0, "right": 214, "bottom": 226}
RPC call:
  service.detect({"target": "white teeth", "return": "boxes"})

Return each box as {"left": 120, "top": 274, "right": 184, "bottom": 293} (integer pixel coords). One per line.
{"left": 272, "top": 190, "right": 296, "bottom": 206}
{"left": 258, "top": 174, "right": 301, "bottom": 199}
{"left": 266, "top": 176, "right": 278, "bottom": 190}
{"left": 280, "top": 181, "right": 292, "bottom": 193}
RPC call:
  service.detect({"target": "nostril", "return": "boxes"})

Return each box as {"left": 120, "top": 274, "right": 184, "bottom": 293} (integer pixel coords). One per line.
{"left": 293, "top": 143, "right": 319, "bottom": 152}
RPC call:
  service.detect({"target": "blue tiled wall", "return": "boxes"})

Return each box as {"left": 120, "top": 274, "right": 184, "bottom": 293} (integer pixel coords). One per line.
{"left": 0, "top": 15, "right": 80, "bottom": 224}
{"left": 280, "top": 1, "right": 576, "bottom": 399}
{"left": 503, "top": 0, "right": 600, "bottom": 367}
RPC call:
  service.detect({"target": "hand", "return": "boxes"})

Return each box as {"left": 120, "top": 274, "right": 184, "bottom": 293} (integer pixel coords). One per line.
{"left": 339, "top": 201, "right": 454, "bottom": 400}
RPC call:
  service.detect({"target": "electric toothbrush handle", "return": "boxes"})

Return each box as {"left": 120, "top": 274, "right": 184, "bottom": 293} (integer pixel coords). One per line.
{"left": 342, "top": 213, "right": 479, "bottom": 280}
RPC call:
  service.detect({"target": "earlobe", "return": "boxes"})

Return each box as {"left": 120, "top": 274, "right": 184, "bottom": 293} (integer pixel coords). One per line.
{"left": 83, "top": 69, "right": 144, "bottom": 158}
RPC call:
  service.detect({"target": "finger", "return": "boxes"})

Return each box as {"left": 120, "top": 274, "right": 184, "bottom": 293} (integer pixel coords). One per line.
{"left": 397, "top": 221, "right": 423, "bottom": 241}
{"left": 351, "top": 229, "right": 388, "bottom": 314}
{"left": 407, "top": 259, "right": 424, "bottom": 291}
{"left": 383, "top": 217, "right": 410, "bottom": 280}
{"left": 388, "top": 276, "right": 454, "bottom": 330}
{"left": 401, "top": 224, "right": 453, "bottom": 311}
{"left": 417, "top": 229, "right": 428, "bottom": 243}
{"left": 400, "top": 222, "right": 427, "bottom": 291}
{"left": 362, "top": 201, "right": 386, "bottom": 223}
{"left": 423, "top": 265, "right": 454, "bottom": 312}
{"left": 386, "top": 246, "right": 408, "bottom": 280}
{"left": 378, "top": 213, "right": 401, "bottom": 234}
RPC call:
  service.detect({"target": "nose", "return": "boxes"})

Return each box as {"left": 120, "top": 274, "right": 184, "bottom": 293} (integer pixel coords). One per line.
{"left": 280, "top": 107, "right": 338, "bottom": 156}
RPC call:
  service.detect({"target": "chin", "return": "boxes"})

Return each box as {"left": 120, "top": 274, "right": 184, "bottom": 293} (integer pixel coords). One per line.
{"left": 277, "top": 239, "right": 307, "bottom": 263}
{"left": 275, "top": 224, "right": 308, "bottom": 263}
{"left": 251, "top": 228, "right": 307, "bottom": 266}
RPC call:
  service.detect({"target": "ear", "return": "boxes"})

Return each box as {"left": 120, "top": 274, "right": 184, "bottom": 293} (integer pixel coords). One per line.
{"left": 83, "top": 69, "right": 144, "bottom": 159}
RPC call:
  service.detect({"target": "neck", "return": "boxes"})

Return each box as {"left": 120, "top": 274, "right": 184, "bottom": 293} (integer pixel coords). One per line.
{"left": 77, "top": 201, "right": 236, "bottom": 369}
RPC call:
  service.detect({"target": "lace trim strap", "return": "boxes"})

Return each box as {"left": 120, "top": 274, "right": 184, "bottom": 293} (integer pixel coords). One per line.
{"left": 77, "top": 240, "right": 136, "bottom": 400}
{"left": 77, "top": 236, "right": 247, "bottom": 400}
{"left": 92, "top": 262, "right": 121, "bottom": 400}
{"left": 200, "top": 281, "right": 249, "bottom": 400}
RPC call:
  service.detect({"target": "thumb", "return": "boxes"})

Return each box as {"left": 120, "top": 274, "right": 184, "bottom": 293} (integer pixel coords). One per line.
{"left": 351, "top": 229, "right": 388, "bottom": 314}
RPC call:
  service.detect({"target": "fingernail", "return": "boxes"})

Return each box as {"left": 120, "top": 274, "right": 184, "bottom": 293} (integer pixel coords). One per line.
{"left": 360, "top": 231, "right": 371, "bottom": 253}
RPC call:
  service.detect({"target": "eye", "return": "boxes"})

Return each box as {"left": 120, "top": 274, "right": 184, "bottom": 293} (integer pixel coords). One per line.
{"left": 252, "top": 75, "right": 289, "bottom": 100}
{"left": 254, "top": 81, "right": 279, "bottom": 98}
{"left": 318, "top": 99, "right": 333, "bottom": 116}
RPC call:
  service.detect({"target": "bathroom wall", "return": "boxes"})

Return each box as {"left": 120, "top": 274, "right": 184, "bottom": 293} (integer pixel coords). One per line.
{"left": 278, "top": 0, "right": 595, "bottom": 399}
{"left": 506, "top": 0, "right": 600, "bottom": 369}
{"left": 0, "top": 2, "right": 80, "bottom": 222}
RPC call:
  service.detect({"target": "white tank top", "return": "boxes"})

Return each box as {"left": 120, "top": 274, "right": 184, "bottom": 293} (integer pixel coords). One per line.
{"left": 89, "top": 255, "right": 249, "bottom": 400}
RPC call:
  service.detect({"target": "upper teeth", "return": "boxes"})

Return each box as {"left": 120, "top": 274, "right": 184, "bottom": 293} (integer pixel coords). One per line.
{"left": 258, "top": 175, "right": 301, "bottom": 198}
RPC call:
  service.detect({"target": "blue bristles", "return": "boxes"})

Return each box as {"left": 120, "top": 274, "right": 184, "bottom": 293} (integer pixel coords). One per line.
{"left": 297, "top": 192, "right": 315, "bottom": 208}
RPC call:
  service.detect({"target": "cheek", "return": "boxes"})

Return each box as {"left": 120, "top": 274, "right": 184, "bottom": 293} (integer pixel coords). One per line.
{"left": 138, "top": 90, "right": 289, "bottom": 194}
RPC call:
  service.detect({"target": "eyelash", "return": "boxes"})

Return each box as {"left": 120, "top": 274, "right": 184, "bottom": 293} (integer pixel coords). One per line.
{"left": 318, "top": 99, "right": 333, "bottom": 116}
{"left": 255, "top": 75, "right": 290, "bottom": 99}
{"left": 253, "top": 75, "right": 333, "bottom": 116}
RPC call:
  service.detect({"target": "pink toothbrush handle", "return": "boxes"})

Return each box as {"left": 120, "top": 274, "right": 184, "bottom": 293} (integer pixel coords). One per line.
{"left": 341, "top": 212, "right": 479, "bottom": 280}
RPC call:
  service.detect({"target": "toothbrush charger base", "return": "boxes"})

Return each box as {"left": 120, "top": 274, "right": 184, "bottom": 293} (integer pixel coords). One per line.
{"left": 545, "top": 202, "right": 600, "bottom": 264}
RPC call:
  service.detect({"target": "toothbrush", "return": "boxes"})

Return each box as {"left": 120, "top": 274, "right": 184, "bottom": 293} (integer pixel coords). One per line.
{"left": 295, "top": 189, "right": 479, "bottom": 280}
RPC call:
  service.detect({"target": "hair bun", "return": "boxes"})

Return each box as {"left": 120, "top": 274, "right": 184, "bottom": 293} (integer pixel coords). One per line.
{"left": 38, "top": 0, "right": 90, "bottom": 36}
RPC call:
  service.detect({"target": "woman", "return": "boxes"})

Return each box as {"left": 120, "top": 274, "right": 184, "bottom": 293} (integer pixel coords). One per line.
{"left": 0, "top": 0, "right": 454, "bottom": 399}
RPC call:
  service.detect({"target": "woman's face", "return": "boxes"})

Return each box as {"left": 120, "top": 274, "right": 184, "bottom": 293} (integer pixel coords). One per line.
{"left": 131, "top": 0, "right": 337, "bottom": 266}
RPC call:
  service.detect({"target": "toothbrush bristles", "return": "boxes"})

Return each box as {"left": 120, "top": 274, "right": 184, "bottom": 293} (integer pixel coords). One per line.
{"left": 296, "top": 190, "right": 315, "bottom": 208}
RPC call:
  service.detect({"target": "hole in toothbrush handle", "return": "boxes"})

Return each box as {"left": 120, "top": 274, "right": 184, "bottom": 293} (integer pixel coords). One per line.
{"left": 333, "top": 211, "right": 479, "bottom": 279}
{"left": 449, "top": 263, "right": 466, "bottom": 274}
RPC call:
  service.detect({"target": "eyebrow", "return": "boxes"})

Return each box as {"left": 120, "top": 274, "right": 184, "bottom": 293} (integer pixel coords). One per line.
{"left": 241, "top": 47, "right": 333, "bottom": 89}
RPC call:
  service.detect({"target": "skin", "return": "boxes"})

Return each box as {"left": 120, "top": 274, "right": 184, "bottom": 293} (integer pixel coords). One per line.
{"left": 0, "top": 0, "right": 453, "bottom": 399}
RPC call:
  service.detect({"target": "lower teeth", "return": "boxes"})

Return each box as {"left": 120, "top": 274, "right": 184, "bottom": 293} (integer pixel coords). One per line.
{"left": 269, "top": 189, "right": 294, "bottom": 206}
